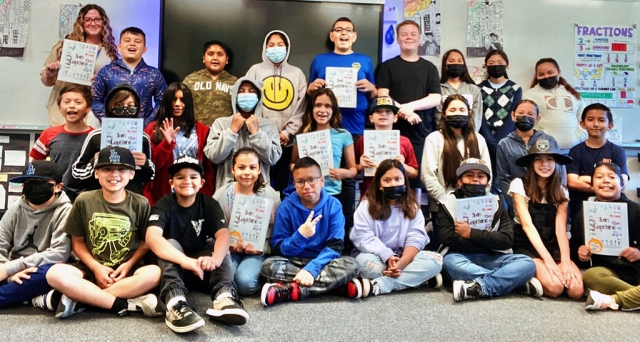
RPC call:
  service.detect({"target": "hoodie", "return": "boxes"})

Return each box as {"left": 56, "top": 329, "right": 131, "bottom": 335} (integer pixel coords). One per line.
{"left": 203, "top": 77, "right": 282, "bottom": 190}
{"left": 245, "top": 30, "right": 308, "bottom": 141}
{"left": 270, "top": 188, "right": 344, "bottom": 278}
{"left": 436, "top": 82, "right": 483, "bottom": 132}
{"left": 0, "top": 192, "right": 72, "bottom": 277}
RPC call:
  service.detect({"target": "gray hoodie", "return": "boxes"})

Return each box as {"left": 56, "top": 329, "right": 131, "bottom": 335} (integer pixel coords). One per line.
{"left": 0, "top": 192, "right": 72, "bottom": 276}
{"left": 436, "top": 82, "right": 483, "bottom": 132}
{"left": 204, "top": 77, "right": 282, "bottom": 190}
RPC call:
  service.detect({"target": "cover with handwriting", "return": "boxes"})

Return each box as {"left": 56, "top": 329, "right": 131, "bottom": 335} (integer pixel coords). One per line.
{"left": 229, "top": 194, "right": 274, "bottom": 253}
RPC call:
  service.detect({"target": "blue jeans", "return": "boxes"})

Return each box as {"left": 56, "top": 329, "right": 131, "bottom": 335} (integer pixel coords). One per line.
{"left": 443, "top": 252, "right": 536, "bottom": 298}
{"left": 356, "top": 251, "right": 443, "bottom": 294}
{"left": 231, "top": 254, "right": 265, "bottom": 296}
{"left": 0, "top": 263, "right": 53, "bottom": 309}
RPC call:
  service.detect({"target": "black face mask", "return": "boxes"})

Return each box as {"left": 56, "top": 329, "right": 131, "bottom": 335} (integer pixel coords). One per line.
{"left": 445, "top": 116, "right": 469, "bottom": 129}
{"left": 446, "top": 64, "right": 465, "bottom": 78}
{"left": 460, "top": 184, "right": 487, "bottom": 198}
{"left": 382, "top": 185, "right": 406, "bottom": 200}
{"left": 538, "top": 75, "right": 559, "bottom": 90}
{"left": 487, "top": 65, "right": 507, "bottom": 78}
{"left": 23, "top": 181, "right": 55, "bottom": 205}
{"left": 514, "top": 116, "right": 536, "bottom": 132}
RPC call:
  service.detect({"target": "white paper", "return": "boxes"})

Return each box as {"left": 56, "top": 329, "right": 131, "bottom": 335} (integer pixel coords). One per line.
{"left": 296, "top": 130, "right": 334, "bottom": 177}
{"left": 7, "top": 195, "right": 21, "bottom": 209}
{"left": 442, "top": 94, "right": 475, "bottom": 111}
{"left": 0, "top": 184, "right": 5, "bottom": 210}
{"left": 455, "top": 195, "right": 497, "bottom": 230}
{"left": 584, "top": 201, "right": 629, "bottom": 256}
{"left": 8, "top": 182, "right": 22, "bottom": 193}
{"left": 363, "top": 130, "right": 400, "bottom": 177}
{"left": 607, "top": 117, "right": 623, "bottom": 144}
{"left": 0, "top": 136, "right": 9, "bottom": 143}
{"left": 101, "top": 118, "right": 144, "bottom": 152}
{"left": 325, "top": 67, "right": 357, "bottom": 108}
{"left": 4, "top": 150, "right": 26, "bottom": 167}
{"left": 228, "top": 195, "right": 274, "bottom": 252}
{"left": 57, "top": 39, "right": 99, "bottom": 86}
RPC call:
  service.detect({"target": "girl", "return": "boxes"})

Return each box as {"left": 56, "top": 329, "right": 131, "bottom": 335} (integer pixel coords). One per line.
{"left": 350, "top": 159, "right": 443, "bottom": 296}
{"left": 41, "top": 4, "right": 118, "bottom": 128}
{"left": 523, "top": 58, "right": 586, "bottom": 152}
{"left": 213, "top": 148, "right": 281, "bottom": 296}
{"left": 143, "top": 82, "right": 216, "bottom": 206}
{"left": 576, "top": 162, "right": 640, "bottom": 311}
{"left": 437, "top": 49, "right": 483, "bottom": 131}
{"left": 509, "top": 140, "right": 583, "bottom": 298}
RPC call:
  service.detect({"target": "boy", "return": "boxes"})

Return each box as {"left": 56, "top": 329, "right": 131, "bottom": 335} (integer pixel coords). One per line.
{"left": 204, "top": 77, "right": 281, "bottom": 190}
{"left": 184, "top": 40, "right": 238, "bottom": 126}
{"left": 437, "top": 158, "right": 541, "bottom": 301}
{"left": 146, "top": 156, "right": 247, "bottom": 333}
{"left": 0, "top": 161, "right": 71, "bottom": 309}
{"left": 567, "top": 103, "right": 629, "bottom": 263}
{"left": 260, "top": 157, "right": 360, "bottom": 306}
{"left": 46, "top": 147, "right": 161, "bottom": 319}
{"left": 92, "top": 27, "right": 167, "bottom": 126}
{"left": 355, "top": 96, "right": 419, "bottom": 197}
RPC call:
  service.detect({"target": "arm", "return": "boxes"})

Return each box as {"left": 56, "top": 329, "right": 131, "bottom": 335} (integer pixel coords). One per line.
{"left": 0, "top": 208, "right": 16, "bottom": 264}
{"left": 270, "top": 207, "right": 309, "bottom": 257}
{"left": 472, "top": 86, "right": 483, "bottom": 133}
{"left": 283, "top": 72, "right": 308, "bottom": 140}
{"left": 495, "top": 142, "right": 511, "bottom": 194}
{"left": 248, "top": 121, "right": 282, "bottom": 165}
{"left": 567, "top": 173, "right": 593, "bottom": 192}
{"left": 41, "top": 42, "right": 61, "bottom": 87}
{"left": 30, "top": 132, "right": 51, "bottom": 160}
{"left": 211, "top": 228, "right": 230, "bottom": 265}
{"left": 399, "top": 139, "right": 419, "bottom": 180}
{"left": 302, "top": 203, "right": 345, "bottom": 278}
{"left": 144, "top": 123, "right": 175, "bottom": 170}
{"left": 402, "top": 209, "right": 428, "bottom": 252}
{"left": 132, "top": 134, "right": 156, "bottom": 183}
{"left": 289, "top": 144, "right": 299, "bottom": 172}
{"left": 467, "top": 204, "right": 513, "bottom": 250}
{"left": 203, "top": 119, "right": 239, "bottom": 164}
{"left": 71, "top": 235, "right": 104, "bottom": 271}
{"left": 349, "top": 203, "right": 395, "bottom": 262}
{"left": 420, "top": 134, "right": 447, "bottom": 200}
{"left": 555, "top": 202, "right": 571, "bottom": 264}
{"left": 91, "top": 69, "right": 108, "bottom": 122}
{"left": 150, "top": 73, "right": 168, "bottom": 123}
{"left": 330, "top": 143, "right": 357, "bottom": 180}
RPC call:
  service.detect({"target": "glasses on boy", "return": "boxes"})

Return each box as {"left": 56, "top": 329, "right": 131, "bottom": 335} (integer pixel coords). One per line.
{"left": 112, "top": 106, "right": 138, "bottom": 116}
{"left": 332, "top": 28, "right": 354, "bottom": 34}
{"left": 294, "top": 176, "right": 322, "bottom": 188}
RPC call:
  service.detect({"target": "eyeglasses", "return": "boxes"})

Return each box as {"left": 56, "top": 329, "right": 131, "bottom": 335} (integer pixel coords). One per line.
{"left": 294, "top": 176, "right": 322, "bottom": 188}
{"left": 83, "top": 17, "right": 103, "bottom": 24}
{"left": 332, "top": 27, "right": 354, "bottom": 34}
{"left": 111, "top": 106, "right": 138, "bottom": 116}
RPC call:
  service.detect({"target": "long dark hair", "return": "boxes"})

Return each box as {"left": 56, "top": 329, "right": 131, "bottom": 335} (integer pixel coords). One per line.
{"left": 152, "top": 82, "right": 196, "bottom": 145}
{"left": 522, "top": 156, "right": 568, "bottom": 205}
{"left": 440, "top": 49, "right": 475, "bottom": 84}
{"left": 232, "top": 147, "right": 266, "bottom": 194}
{"left": 530, "top": 58, "right": 582, "bottom": 99}
{"left": 365, "top": 159, "right": 418, "bottom": 221}
{"left": 440, "top": 94, "right": 480, "bottom": 188}
{"left": 484, "top": 49, "right": 510, "bottom": 79}
{"left": 297, "top": 88, "right": 344, "bottom": 134}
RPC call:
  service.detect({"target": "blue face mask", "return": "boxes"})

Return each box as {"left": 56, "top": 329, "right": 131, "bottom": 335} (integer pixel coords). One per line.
{"left": 237, "top": 93, "right": 259, "bottom": 112}
{"left": 265, "top": 46, "right": 287, "bottom": 64}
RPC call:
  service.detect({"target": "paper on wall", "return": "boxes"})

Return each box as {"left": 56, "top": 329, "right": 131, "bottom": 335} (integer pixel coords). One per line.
{"left": 4, "top": 150, "right": 26, "bottom": 167}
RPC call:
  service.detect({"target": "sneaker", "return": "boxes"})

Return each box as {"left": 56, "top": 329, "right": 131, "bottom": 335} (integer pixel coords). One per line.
{"left": 165, "top": 300, "right": 205, "bottom": 333}
{"left": 128, "top": 294, "right": 163, "bottom": 317}
{"left": 32, "top": 289, "right": 62, "bottom": 311}
{"left": 518, "top": 278, "right": 544, "bottom": 297}
{"left": 453, "top": 280, "right": 482, "bottom": 302}
{"left": 423, "top": 273, "right": 443, "bottom": 289}
{"left": 205, "top": 295, "right": 249, "bottom": 325}
{"left": 358, "top": 278, "right": 372, "bottom": 297}
{"left": 336, "top": 278, "right": 363, "bottom": 299}
{"left": 261, "top": 282, "right": 301, "bottom": 307}
{"left": 370, "top": 280, "right": 382, "bottom": 296}
{"left": 55, "top": 294, "right": 85, "bottom": 319}
{"left": 585, "top": 290, "right": 619, "bottom": 311}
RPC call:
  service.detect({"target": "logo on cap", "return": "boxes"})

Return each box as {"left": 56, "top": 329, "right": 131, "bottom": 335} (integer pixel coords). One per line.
{"left": 25, "top": 163, "right": 36, "bottom": 176}
{"left": 109, "top": 149, "right": 121, "bottom": 163}
{"left": 376, "top": 97, "right": 393, "bottom": 106}
{"left": 175, "top": 156, "right": 200, "bottom": 165}
{"left": 536, "top": 139, "right": 549, "bottom": 151}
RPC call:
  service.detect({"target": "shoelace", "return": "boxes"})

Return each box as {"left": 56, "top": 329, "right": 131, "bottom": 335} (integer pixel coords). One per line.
{"left": 270, "top": 284, "right": 292, "bottom": 303}
{"left": 174, "top": 302, "right": 196, "bottom": 319}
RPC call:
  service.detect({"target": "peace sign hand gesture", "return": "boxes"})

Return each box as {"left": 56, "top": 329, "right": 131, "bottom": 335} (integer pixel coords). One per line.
{"left": 298, "top": 211, "right": 322, "bottom": 238}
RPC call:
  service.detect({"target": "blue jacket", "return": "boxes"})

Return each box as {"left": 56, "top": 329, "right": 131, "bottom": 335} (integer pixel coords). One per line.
{"left": 92, "top": 58, "right": 167, "bottom": 126}
{"left": 271, "top": 188, "right": 344, "bottom": 278}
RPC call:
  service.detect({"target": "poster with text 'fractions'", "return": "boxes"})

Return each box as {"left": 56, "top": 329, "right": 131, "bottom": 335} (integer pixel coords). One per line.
{"left": 100, "top": 118, "right": 143, "bottom": 152}
{"left": 296, "top": 130, "right": 334, "bottom": 177}
{"left": 574, "top": 25, "right": 636, "bottom": 108}
{"left": 584, "top": 201, "right": 629, "bottom": 256}
{"left": 58, "top": 39, "right": 98, "bottom": 86}
{"left": 363, "top": 130, "right": 400, "bottom": 177}
{"left": 455, "top": 195, "right": 496, "bottom": 231}
{"left": 229, "top": 194, "right": 273, "bottom": 253}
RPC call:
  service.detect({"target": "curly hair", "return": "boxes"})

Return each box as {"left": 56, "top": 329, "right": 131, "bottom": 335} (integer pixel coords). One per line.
{"left": 55, "top": 4, "right": 118, "bottom": 61}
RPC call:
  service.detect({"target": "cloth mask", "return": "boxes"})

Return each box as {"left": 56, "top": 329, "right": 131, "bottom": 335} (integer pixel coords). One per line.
{"left": 23, "top": 181, "right": 55, "bottom": 205}
{"left": 460, "top": 184, "right": 487, "bottom": 198}
{"left": 382, "top": 185, "right": 406, "bottom": 200}
{"left": 514, "top": 116, "right": 536, "bottom": 132}
{"left": 538, "top": 75, "right": 559, "bottom": 90}
{"left": 446, "top": 64, "right": 466, "bottom": 78}
{"left": 445, "top": 116, "right": 469, "bottom": 129}
{"left": 487, "top": 65, "right": 507, "bottom": 78}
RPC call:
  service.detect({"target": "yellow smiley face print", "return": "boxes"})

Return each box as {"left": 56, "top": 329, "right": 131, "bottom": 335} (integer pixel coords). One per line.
{"left": 262, "top": 76, "right": 294, "bottom": 111}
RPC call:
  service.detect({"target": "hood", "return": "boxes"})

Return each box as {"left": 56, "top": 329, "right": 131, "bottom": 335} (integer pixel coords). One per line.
{"left": 288, "top": 187, "right": 330, "bottom": 212}
{"left": 261, "top": 30, "right": 291, "bottom": 68}
{"left": 18, "top": 190, "right": 71, "bottom": 214}
{"left": 104, "top": 83, "right": 141, "bottom": 117}
{"left": 231, "top": 76, "right": 264, "bottom": 117}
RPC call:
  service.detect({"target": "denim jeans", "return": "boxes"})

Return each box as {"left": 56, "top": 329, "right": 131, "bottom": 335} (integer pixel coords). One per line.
{"left": 0, "top": 263, "right": 53, "bottom": 309}
{"left": 443, "top": 252, "right": 536, "bottom": 298}
{"left": 230, "top": 253, "right": 265, "bottom": 296}
{"left": 356, "top": 251, "right": 443, "bottom": 294}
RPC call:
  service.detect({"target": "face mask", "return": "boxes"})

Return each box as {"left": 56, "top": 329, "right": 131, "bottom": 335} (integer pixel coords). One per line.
{"left": 446, "top": 64, "right": 466, "bottom": 78}
{"left": 538, "top": 75, "right": 559, "bottom": 90}
{"left": 487, "top": 65, "right": 507, "bottom": 78}
{"left": 237, "top": 93, "right": 259, "bottom": 112}
{"left": 445, "top": 116, "right": 469, "bottom": 129}
{"left": 23, "top": 181, "right": 55, "bottom": 205}
{"left": 460, "top": 184, "right": 487, "bottom": 198}
{"left": 266, "top": 46, "right": 287, "bottom": 64}
{"left": 382, "top": 185, "right": 406, "bottom": 200}
{"left": 514, "top": 116, "right": 536, "bottom": 132}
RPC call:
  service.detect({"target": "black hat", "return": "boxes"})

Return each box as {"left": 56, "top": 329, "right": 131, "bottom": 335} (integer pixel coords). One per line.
{"left": 515, "top": 139, "right": 573, "bottom": 167}
{"left": 94, "top": 146, "right": 136, "bottom": 170}
{"left": 369, "top": 96, "right": 399, "bottom": 115}
{"left": 168, "top": 155, "right": 204, "bottom": 177}
{"left": 10, "top": 161, "right": 63, "bottom": 184}
{"left": 456, "top": 158, "right": 491, "bottom": 181}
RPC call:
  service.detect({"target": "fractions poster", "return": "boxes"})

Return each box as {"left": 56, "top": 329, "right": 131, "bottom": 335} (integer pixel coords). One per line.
{"left": 584, "top": 201, "right": 629, "bottom": 256}
{"left": 296, "top": 130, "right": 334, "bottom": 176}
{"left": 455, "top": 195, "right": 496, "bottom": 231}
{"left": 228, "top": 195, "right": 274, "bottom": 252}
{"left": 101, "top": 118, "right": 143, "bottom": 152}
{"left": 363, "top": 130, "right": 400, "bottom": 177}
{"left": 325, "top": 67, "right": 357, "bottom": 108}
{"left": 58, "top": 39, "right": 98, "bottom": 86}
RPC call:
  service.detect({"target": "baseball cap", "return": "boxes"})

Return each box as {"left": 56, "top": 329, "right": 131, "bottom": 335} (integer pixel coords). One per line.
{"left": 168, "top": 155, "right": 204, "bottom": 177}
{"left": 515, "top": 139, "right": 573, "bottom": 167}
{"left": 10, "top": 161, "right": 63, "bottom": 184}
{"left": 456, "top": 158, "right": 491, "bottom": 180}
{"left": 94, "top": 146, "right": 136, "bottom": 170}
{"left": 369, "top": 96, "right": 399, "bottom": 115}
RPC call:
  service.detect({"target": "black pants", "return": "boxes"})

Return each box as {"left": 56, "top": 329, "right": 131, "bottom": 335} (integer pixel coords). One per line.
{"left": 271, "top": 145, "right": 293, "bottom": 200}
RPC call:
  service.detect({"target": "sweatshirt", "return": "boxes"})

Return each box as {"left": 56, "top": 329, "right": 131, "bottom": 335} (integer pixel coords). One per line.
{"left": 183, "top": 69, "right": 238, "bottom": 126}
{"left": 0, "top": 192, "right": 72, "bottom": 276}
{"left": 270, "top": 188, "right": 344, "bottom": 278}
{"left": 203, "top": 77, "right": 282, "bottom": 190}
{"left": 245, "top": 30, "right": 307, "bottom": 141}
{"left": 350, "top": 199, "right": 428, "bottom": 262}
{"left": 436, "top": 82, "right": 483, "bottom": 132}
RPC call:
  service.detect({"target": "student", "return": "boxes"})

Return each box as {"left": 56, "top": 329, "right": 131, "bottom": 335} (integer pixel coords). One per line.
{"left": 204, "top": 77, "right": 282, "bottom": 191}
{"left": 46, "top": 147, "right": 162, "bottom": 319}
{"left": 437, "top": 158, "right": 540, "bottom": 301}
{"left": 92, "top": 27, "right": 167, "bottom": 126}
{"left": 260, "top": 157, "right": 360, "bottom": 306}
{"left": 436, "top": 49, "right": 483, "bottom": 132}
{"left": 30, "top": 84, "right": 94, "bottom": 197}
{"left": 354, "top": 96, "right": 419, "bottom": 197}
{"left": 575, "top": 163, "right": 640, "bottom": 311}
{"left": 246, "top": 30, "right": 307, "bottom": 196}
{"left": 0, "top": 161, "right": 71, "bottom": 309}
{"left": 567, "top": 103, "right": 629, "bottom": 262}
{"left": 70, "top": 84, "right": 155, "bottom": 199}
{"left": 145, "top": 156, "right": 248, "bottom": 333}
{"left": 183, "top": 40, "right": 238, "bottom": 126}
{"left": 509, "top": 141, "right": 583, "bottom": 299}
{"left": 213, "top": 148, "right": 281, "bottom": 296}
{"left": 143, "top": 82, "right": 216, "bottom": 206}
{"left": 350, "top": 159, "right": 443, "bottom": 297}
{"left": 523, "top": 57, "right": 586, "bottom": 152}
{"left": 41, "top": 4, "right": 117, "bottom": 128}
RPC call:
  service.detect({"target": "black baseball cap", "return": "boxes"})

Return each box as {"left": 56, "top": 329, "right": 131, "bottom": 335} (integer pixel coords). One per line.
{"left": 10, "top": 161, "right": 63, "bottom": 184}
{"left": 168, "top": 155, "right": 204, "bottom": 177}
{"left": 515, "top": 139, "right": 573, "bottom": 167}
{"left": 94, "top": 146, "right": 136, "bottom": 170}
{"left": 456, "top": 158, "right": 491, "bottom": 181}
{"left": 369, "top": 96, "right": 399, "bottom": 115}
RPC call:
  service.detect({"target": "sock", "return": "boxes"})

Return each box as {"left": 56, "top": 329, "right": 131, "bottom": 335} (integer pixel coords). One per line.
{"left": 166, "top": 296, "right": 186, "bottom": 310}
{"left": 165, "top": 288, "right": 186, "bottom": 310}
{"left": 110, "top": 297, "right": 128, "bottom": 314}
{"left": 215, "top": 292, "right": 232, "bottom": 301}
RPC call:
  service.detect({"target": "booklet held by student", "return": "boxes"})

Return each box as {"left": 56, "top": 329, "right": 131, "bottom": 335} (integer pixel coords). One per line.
{"left": 455, "top": 195, "right": 496, "bottom": 230}
{"left": 296, "top": 130, "right": 334, "bottom": 177}
{"left": 584, "top": 201, "right": 629, "bottom": 256}
{"left": 229, "top": 194, "right": 274, "bottom": 253}
{"left": 363, "top": 130, "right": 400, "bottom": 177}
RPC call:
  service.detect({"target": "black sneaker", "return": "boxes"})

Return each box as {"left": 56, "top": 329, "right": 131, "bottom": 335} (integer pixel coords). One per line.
{"left": 32, "top": 289, "right": 62, "bottom": 311}
{"left": 55, "top": 294, "right": 85, "bottom": 319}
{"left": 165, "top": 300, "right": 205, "bottom": 333}
{"left": 260, "top": 282, "right": 301, "bottom": 306}
{"left": 423, "top": 273, "right": 444, "bottom": 289}
{"left": 205, "top": 294, "right": 249, "bottom": 325}
{"left": 516, "top": 278, "right": 544, "bottom": 298}
{"left": 453, "top": 280, "right": 482, "bottom": 302}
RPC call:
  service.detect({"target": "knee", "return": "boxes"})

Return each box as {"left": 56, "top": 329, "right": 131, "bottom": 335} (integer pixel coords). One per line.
{"left": 260, "top": 256, "right": 282, "bottom": 277}
{"left": 235, "top": 274, "right": 260, "bottom": 296}
{"left": 544, "top": 283, "right": 565, "bottom": 298}
{"left": 355, "top": 254, "right": 384, "bottom": 278}
{"left": 582, "top": 268, "right": 604, "bottom": 287}
{"left": 46, "top": 264, "right": 81, "bottom": 287}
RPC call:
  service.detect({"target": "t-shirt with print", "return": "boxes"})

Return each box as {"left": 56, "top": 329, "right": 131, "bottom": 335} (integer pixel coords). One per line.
{"left": 64, "top": 190, "right": 150, "bottom": 267}
{"left": 145, "top": 193, "right": 226, "bottom": 255}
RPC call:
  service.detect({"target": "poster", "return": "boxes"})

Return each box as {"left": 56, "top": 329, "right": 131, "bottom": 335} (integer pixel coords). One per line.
{"left": 0, "top": 0, "right": 31, "bottom": 57}
{"left": 296, "top": 130, "right": 334, "bottom": 176}
{"left": 228, "top": 194, "right": 274, "bottom": 253}
{"left": 59, "top": 4, "right": 80, "bottom": 41}
{"left": 466, "top": 0, "right": 504, "bottom": 57}
{"left": 455, "top": 195, "right": 496, "bottom": 231}
{"left": 325, "top": 67, "right": 357, "bottom": 108}
{"left": 607, "top": 117, "right": 623, "bottom": 144}
{"left": 405, "top": 0, "right": 440, "bottom": 57}
{"left": 58, "top": 39, "right": 98, "bottom": 86}
{"left": 584, "top": 201, "right": 629, "bottom": 256}
{"left": 574, "top": 25, "right": 636, "bottom": 108}
{"left": 101, "top": 118, "right": 144, "bottom": 152}
{"left": 363, "top": 130, "right": 400, "bottom": 177}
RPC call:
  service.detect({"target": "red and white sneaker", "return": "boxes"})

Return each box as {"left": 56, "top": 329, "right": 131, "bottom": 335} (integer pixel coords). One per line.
{"left": 261, "top": 282, "right": 301, "bottom": 307}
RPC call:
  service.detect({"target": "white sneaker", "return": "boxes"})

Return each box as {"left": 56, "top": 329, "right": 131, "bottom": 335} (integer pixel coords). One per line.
{"left": 32, "top": 289, "right": 61, "bottom": 311}
{"left": 128, "top": 294, "right": 163, "bottom": 317}
{"left": 585, "top": 290, "right": 619, "bottom": 311}
{"left": 205, "top": 295, "right": 249, "bottom": 325}
{"left": 55, "top": 294, "right": 85, "bottom": 319}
